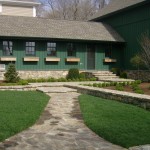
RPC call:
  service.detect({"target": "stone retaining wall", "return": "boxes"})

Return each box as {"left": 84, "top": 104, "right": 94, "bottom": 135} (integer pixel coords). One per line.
{"left": 18, "top": 71, "right": 68, "bottom": 79}
{"left": 126, "top": 70, "right": 150, "bottom": 82}
{"left": 65, "top": 84, "right": 150, "bottom": 110}
{"left": 0, "top": 85, "right": 36, "bottom": 91}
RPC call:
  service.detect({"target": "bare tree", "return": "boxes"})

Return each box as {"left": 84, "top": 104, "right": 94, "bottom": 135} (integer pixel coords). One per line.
{"left": 38, "top": 0, "right": 111, "bottom": 20}
{"left": 139, "top": 32, "right": 150, "bottom": 70}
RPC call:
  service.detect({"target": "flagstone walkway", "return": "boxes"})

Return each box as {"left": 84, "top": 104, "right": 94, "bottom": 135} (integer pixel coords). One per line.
{"left": 0, "top": 87, "right": 126, "bottom": 150}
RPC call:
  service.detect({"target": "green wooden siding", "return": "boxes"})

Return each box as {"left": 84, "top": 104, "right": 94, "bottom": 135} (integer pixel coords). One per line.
{"left": 0, "top": 39, "right": 122, "bottom": 71}
{"left": 99, "top": 3, "right": 150, "bottom": 70}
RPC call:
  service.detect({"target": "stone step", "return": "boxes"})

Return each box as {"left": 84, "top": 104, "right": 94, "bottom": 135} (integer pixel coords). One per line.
{"left": 93, "top": 74, "right": 115, "bottom": 76}
{"left": 96, "top": 76, "right": 119, "bottom": 79}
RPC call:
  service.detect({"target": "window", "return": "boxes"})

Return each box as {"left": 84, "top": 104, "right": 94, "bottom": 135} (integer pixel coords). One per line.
{"left": 3, "top": 41, "right": 13, "bottom": 56}
{"left": 67, "top": 43, "right": 76, "bottom": 57}
{"left": 105, "top": 49, "right": 112, "bottom": 58}
{"left": 47, "top": 42, "right": 56, "bottom": 56}
{"left": 25, "top": 42, "right": 35, "bottom": 56}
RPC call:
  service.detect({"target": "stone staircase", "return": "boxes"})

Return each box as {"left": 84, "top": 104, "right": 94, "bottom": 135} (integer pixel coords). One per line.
{"left": 91, "top": 71, "right": 119, "bottom": 81}
{"left": 86, "top": 71, "right": 134, "bottom": 82}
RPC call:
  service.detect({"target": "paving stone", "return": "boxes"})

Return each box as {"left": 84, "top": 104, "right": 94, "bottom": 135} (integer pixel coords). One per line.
{"left": 0, "top": 87, "right": 126, "bottom": 150}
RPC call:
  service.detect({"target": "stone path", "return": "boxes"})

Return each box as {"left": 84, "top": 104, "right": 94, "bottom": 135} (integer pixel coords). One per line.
{"left": 0, "top": 87, "right": 126, "bottom": 150}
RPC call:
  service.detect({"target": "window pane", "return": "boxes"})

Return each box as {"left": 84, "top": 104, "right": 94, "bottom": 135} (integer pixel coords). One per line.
{"left": 3, "top": 41, "right": 13, "bottom": 56}
{"left": 47, "top": 42, "right": 56, "bottom": 56}
{"left": 67, "top": 43, "right": 76, "bottom": 56}
{"left": 25, "top": 42, "right": 35, "bottom": 56}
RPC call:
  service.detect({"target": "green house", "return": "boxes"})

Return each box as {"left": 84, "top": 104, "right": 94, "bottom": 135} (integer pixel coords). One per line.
{"left": 0, "top": 0, "right": 149, "bottom": 80}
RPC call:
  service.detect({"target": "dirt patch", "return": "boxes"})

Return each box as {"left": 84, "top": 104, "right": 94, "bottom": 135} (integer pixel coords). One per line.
{"left": 71, "top": 98, "right": 83, "bottom": 120}
{"left": 105, "top": 83, "right": 150, "bottom": 95}
{"left": 36, "top": 110, "right": 52, "bottom": 125}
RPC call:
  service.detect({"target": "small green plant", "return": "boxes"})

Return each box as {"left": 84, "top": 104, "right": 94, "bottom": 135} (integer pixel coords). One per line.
{"left": 18, "top": 80, "right": 28, "bottom": 85}
{"left": 102, "top": 83, "right": 106, "bottom": 87}
{"left": 110, "top": 82, "right": 115, "bottom": 86}
{"left": 120, "top": 72, "right": 128, "bottom": 79}
{"left": 111, "top": 68, "right": 121, "bottom": 76}
{"left": 98, "top": 83, "right": 102, "bottom": 87}
{"left": 93, "top": 83, "right": 98, "bottom": 87}
{"left": 115, "top": 85, "right": 124, "bottom": 91}
{"left": 134, "top": 80, "right": 142, "bottom": 84}
{"left": 4, "top": 63, "right": 20, "bottom": 83}
{"left": 67, "top": 68, "right": 80, "bottom": 79}
{"left": 135, "top": 89, "right": 144, "bottom": 94}
{"left": 79, "top": 72, "right": 86, "bottom": 79}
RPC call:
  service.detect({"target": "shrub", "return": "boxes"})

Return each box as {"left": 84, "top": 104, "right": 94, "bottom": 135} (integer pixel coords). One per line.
{"left": 110, "top": 82, "right": 115, "bottom": 86}
{"left": 18, "top": 80, "right": 28, "bottom": 85}
{"left": 120, "top": 72, "right": 128, "bottom": 79}
{"left": 134, "top": 80, "right": 142, "bottom": 84}
{"left": 135, "top": 89, "right": 144, "bottom": 94}
{"left": 116, "top": 85, "right": 124, "bottom": 91}
{"left": 47, "top": 77, "right": 57, "bottom": 82}
{"left": 4, "top": 63, "right": 20, "bottom": 83}
{"left": 111, "top": 68, "right": 121, "bottom": 76}
{"left": 90, "top": 78, "right": 97, "bottom": 81}
{"left": 102, "top": 83, "right": 106, "bottom": 87}
{"left": 26, "top": 78, "right": 37, "bottom": 83}
{"left": 114, "top": 82, "right": 117, "bottom": 86}
{"left": 98, "top": 83, "right": 102, "bottom": 87}
{"left": 67, "top": 68, "right": 80, "bottom": 79}
{"left": 79, "top": 72, "right": 86, "bottom": 79}
{"left": 57, "top": 78, "right": 67, "bottom": 82}
{"left": 93, "top": 83, "right": 98, "bottom": 87}
{"left": 36, "top": 78, "right": 46, "bottom": 83}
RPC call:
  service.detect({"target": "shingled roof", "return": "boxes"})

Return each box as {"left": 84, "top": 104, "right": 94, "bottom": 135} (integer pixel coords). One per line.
{"left": 90, "top": 0, "right": 147, "bottom": 21}
{"left": 0, "top": 15, "right": 124, "bottom": 42}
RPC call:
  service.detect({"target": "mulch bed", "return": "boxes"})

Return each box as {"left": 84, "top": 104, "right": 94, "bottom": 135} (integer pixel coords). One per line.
{"left": 105, "top": 83, "right": 150, "bottom": 95}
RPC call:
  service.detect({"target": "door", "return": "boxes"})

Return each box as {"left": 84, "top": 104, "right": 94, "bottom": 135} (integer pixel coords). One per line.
{"left": 87, "top": 45, "right": 95, "bottom": 70}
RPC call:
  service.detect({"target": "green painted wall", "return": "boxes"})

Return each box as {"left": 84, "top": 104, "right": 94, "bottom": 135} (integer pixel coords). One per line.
{"left": 0, "top": 39, "right": 122, "bottom": 71}
{"left": 98, "top": 3, "right": 150, "bottom": 69}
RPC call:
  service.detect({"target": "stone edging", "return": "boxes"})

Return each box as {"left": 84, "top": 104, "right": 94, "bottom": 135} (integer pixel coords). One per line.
{"left": 64, "top": 84, "right": 150, "bottom": 110}
{"left": 0, "top": 85, "right": 36, "bottom": 91}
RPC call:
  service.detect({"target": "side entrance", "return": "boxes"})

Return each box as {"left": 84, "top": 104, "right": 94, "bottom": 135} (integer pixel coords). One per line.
{"left": 87, "top": 45, "right": 95, "bottom": 70}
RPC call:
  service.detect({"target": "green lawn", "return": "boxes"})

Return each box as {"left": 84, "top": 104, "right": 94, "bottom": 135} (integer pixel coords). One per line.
{"left": 0, "top": 91, "right": 49, "bottom": 142}
{"left": 79, "top": 94, "right": 150, "bottom": 148}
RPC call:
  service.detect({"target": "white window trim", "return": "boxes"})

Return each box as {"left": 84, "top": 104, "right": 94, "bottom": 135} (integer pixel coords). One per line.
{"left": 33, "top": 6, "right": 36, "bottom": 17}
{"left": 0, "top": 4, "right": 2, "bottom": 13}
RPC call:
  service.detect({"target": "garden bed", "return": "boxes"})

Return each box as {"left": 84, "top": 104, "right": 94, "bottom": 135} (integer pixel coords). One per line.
{"left": 105, "top": 83, "right": 150, "bottom": 95}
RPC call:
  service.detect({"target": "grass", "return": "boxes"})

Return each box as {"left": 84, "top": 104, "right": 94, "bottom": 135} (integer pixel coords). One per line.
{"left": 79, "top": 94, "right": 150, "bottom": 148}
{"left": 0, "top": 91, "right": 49, "bottom": 142}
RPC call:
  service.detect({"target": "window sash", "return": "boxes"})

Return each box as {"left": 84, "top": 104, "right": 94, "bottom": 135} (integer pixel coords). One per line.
{"left": 67, "top": 43, "right": 76, "bottom": 57}
{"left": 25, "top": 42, "right": 35, "bottom": 56}
{"left": 3, "top": 41, "right": 13, "bottom": 56}
{"left": 47, "top": 42, "right": 56, "bottom": 56}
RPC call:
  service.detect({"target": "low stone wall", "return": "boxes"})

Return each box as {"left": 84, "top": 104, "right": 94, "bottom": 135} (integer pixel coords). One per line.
{"left": 0, "top": 85, "right": 37, "bottom": 91}
{"left": 126, "top": 70, "right": 150, "bottom": 82}
{"left": 65, "top": 84, "right": 150, "bottom": 110}
{"left": 18, "top": 71, "right": 68, "bottom": 79}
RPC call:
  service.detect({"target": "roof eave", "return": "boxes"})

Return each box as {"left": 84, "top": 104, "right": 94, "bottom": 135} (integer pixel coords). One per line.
{"left": 90, "top": 0, "right": 149, "bottom": 21}
{"left": 0, "top": 35, "right": 125, "bottom": 43}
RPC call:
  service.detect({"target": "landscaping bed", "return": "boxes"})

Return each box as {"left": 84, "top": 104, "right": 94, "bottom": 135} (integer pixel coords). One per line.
{"left": 105, "top": 82, "right": 150, "bottom": 95}
{"left": 83, "top": 81, "right": 150, "bottom": 95}
{"left": 79, "top": 94, "right": 150, "bottom": 148}
{"left": 0, "top": 91, "right": 49, "bottom": 142}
